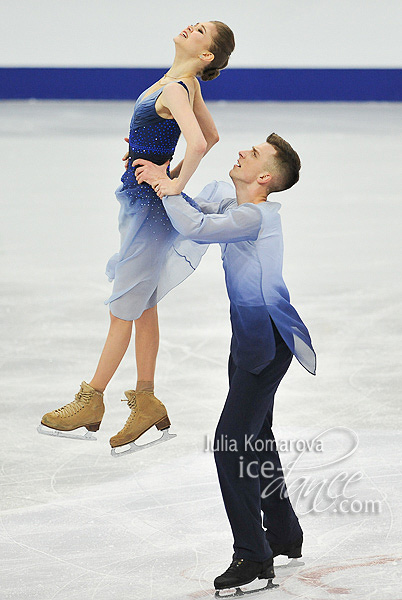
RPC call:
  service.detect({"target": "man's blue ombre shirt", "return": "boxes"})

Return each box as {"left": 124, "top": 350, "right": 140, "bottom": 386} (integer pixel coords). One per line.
{"left": 163, "top": 181, "right": 316, "bottom": 376}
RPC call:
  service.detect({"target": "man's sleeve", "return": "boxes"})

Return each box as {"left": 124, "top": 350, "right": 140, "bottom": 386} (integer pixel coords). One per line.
{"left": 162, "top": 193, "right": 262, "bottom": 244}
{"left": 190, "top": 180, "right": 236, "bottom": 214}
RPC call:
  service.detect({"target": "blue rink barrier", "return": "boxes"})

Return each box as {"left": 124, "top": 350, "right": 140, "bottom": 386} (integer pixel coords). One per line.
{"left": 0, "top": 68, "right": 401, "bottom": 101}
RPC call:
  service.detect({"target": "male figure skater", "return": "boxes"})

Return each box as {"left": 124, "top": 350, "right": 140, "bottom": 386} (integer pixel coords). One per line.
{"left": 134, "top": 133, "right": 316, "bottom": 594}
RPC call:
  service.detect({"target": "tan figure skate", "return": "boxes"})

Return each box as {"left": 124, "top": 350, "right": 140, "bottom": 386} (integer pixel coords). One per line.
{"left": 37, "top": 381, "right": 105, "bottom": 441}
{"left": 110, "top": 390, "right": 176, "bottom": 457}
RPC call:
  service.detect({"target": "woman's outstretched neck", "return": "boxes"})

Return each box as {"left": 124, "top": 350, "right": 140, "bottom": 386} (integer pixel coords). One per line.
{"left": 163, "top": 53, "right": 200, "bottom": 80}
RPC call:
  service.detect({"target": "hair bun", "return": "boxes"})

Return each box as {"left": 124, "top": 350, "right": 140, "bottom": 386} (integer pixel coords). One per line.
{"left": 201, "top": 21, "right": 235, "bottom": 82}
{"left": 201, "top": 67, "right": 220, "bottom": 82}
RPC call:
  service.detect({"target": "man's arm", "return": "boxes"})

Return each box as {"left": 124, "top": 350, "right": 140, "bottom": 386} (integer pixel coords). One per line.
{"left": 189, "top": 181, "right": 236, "bottom": 215}
{"left": 162, "top": 193, "right": 262, "bottom": 244}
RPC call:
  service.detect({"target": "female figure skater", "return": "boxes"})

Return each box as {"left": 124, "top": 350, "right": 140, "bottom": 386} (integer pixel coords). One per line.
{"left": 38, "top": 21, "right": 235, "bottom": 454}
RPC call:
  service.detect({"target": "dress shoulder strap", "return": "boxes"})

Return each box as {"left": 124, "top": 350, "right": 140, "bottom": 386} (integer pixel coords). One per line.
{"left": 177, "top": 81, "right": 190, "bottom": 98}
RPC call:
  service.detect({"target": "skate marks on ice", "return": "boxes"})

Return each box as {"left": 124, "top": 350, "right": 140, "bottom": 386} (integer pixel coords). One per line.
{"left": 274, "top": 555, "right": 402, "bottom": 599}
{"left": 1, "top": 102, "right": 402, "bottom": 599}
{"left": 180, "top": 556, "right": 402, "bottom": 600}
{"left": 0, "top": 453, "right": 221, "bottom": 600}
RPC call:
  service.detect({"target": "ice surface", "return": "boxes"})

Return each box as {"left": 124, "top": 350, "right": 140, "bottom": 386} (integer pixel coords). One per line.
{"left": 0, "top": 100, "right": 401, "bottom": 599}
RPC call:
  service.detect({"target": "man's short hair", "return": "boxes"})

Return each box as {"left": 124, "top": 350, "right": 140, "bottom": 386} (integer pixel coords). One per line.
{"left": 266, "top": 133, "right": 301, "bottom": 192}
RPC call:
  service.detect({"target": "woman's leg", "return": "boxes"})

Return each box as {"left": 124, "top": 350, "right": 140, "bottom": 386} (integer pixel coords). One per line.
{"left": 89, "top": 311, "right": 133, "bottom": 392}
{"left": 89, "top": 304, "right": 159, "bottom": 394}
{"left": 109, "top": 305, "right": 173, "bottom": 451}
{"left": 134, "top": 305, "right": 159, "bottom": 390}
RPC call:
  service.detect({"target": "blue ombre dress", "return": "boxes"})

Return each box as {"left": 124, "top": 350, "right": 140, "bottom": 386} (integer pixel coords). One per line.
{"left": 104, "top": 81, "right": 208, "bottom": 320}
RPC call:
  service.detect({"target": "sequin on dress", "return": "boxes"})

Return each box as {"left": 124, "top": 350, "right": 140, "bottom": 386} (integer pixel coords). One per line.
{"left": 104, "top": 81, "right": 208, "bottom": 320}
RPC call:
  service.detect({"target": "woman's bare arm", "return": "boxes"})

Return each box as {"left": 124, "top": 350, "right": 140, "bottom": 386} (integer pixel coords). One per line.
{"left": 153, "top": 82, "right": 207, "bottom": 196}
{"left": 192, "top": 78, "right": 219, "bottom": 150}
{"left": 170, "top": 79, "right": 219, "bottom": 179}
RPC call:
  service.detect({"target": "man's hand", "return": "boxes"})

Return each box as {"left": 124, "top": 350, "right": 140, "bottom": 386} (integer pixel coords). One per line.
{"left": 132, "top": 159, "right": 179, "bottom": 199}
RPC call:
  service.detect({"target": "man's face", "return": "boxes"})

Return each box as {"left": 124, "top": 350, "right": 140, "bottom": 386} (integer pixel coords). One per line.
{"left": 230, "top": 142, "right": 277, "bottom": 186}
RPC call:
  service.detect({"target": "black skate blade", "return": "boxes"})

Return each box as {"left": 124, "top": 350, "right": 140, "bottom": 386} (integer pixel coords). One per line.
{"left": 215, "top": 580, "right": 278, "bottom": 597}
{"left": 111, "top": 427, "right": 177, "bottom": 457}
{"left": 275, "top": 558, "right": 305, "bottom": 570}
{"left": 37, "top": 424, "right": 97, "bottom": 441}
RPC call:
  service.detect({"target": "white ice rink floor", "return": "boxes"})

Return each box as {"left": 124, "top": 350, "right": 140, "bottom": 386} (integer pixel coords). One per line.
{"left": 1, "top": 100, "right": 401, "bottom": 599}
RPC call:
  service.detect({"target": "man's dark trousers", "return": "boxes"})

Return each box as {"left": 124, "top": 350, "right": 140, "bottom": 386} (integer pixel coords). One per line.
{"left": 214, "top": 323, "right": 303, "bottom": 562}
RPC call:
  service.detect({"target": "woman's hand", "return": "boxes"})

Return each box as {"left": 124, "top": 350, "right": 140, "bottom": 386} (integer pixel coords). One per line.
{"left": 152, "top": 178, "right": 183, "bottom": 199}
{"left": 122, "top": 137, "right": 129, "bottom": 170}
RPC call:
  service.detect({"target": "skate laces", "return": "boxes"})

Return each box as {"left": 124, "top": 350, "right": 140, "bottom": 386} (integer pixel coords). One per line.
{"left": 120, "top": 394, "right": 137, "bottom": 428}
{"left": 226, "top": 559, "right": 244, "bottom": 573}
{"left": 54, "top": 389, "right": 93, "bottom": 417}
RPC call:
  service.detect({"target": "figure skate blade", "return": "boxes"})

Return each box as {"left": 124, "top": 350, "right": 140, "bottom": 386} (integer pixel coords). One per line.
{"left": 275, "top": 558, "right": 305, "bottom": 571}
{"left": 37, "top": 424, "right": 97, "bottom": 441}
{"left": 111, "top": 427, "right": 176, "bottom": 457}
{"left": 215, "top": 579, "right": 278, "bottom": 597}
